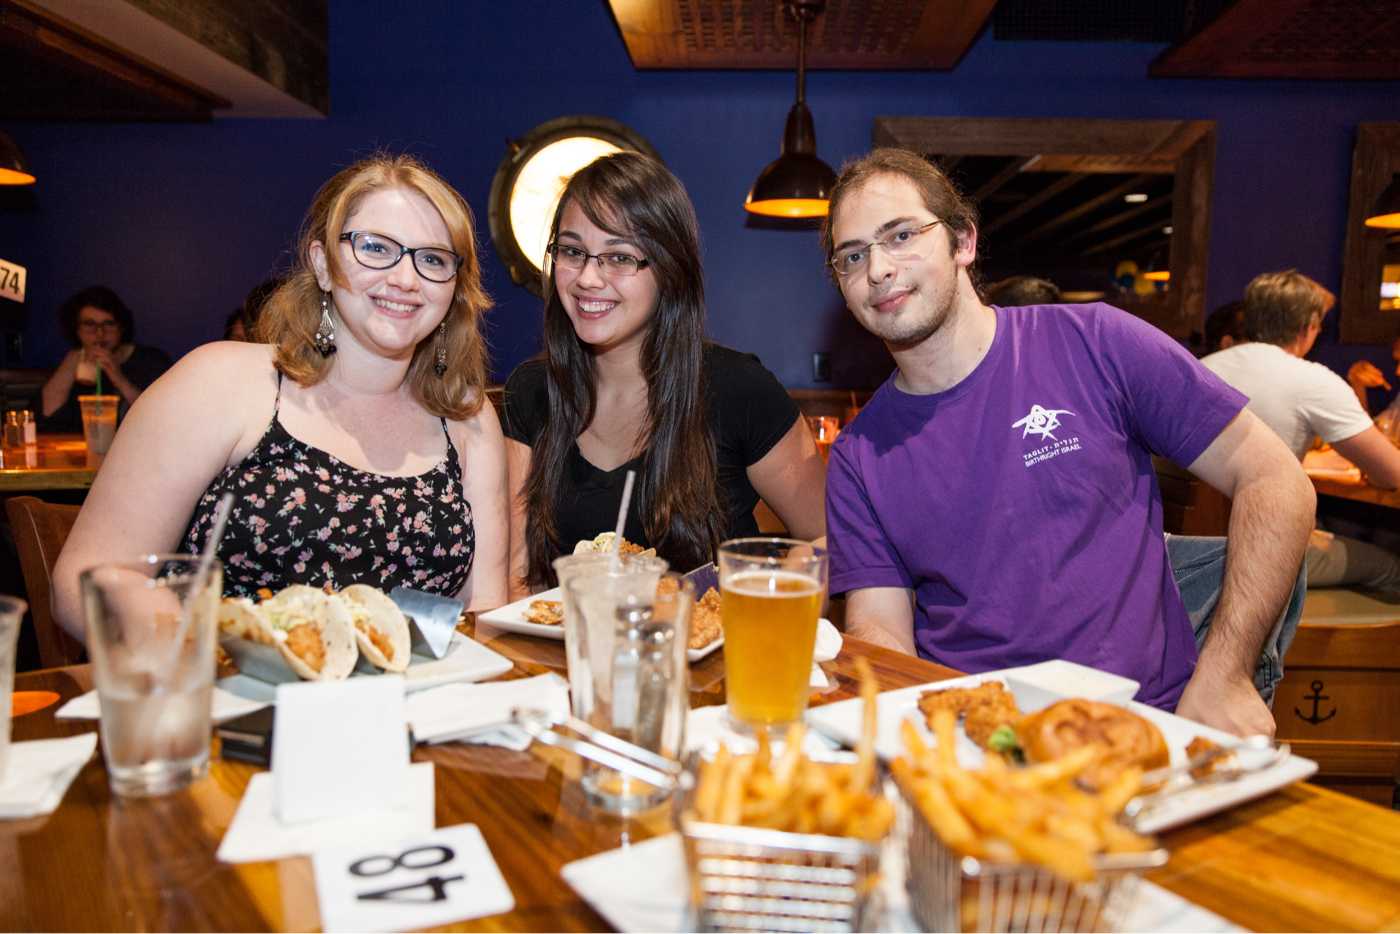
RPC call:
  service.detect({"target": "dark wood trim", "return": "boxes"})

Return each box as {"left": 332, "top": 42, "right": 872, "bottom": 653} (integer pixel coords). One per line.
{"left": 1151, "top": 0, "right": 1400, "bottom": 80}
{"left": 1340, "top": 123, "right": 1400, "bottom": 345}
{"left": 607, "top": 0, "right": 997, "bottom": 70}
{"left": 1013, "top": 174, "right": 1156, "bottom": 247}
{"left": 1, "top": 0, "right": 229, "bottom": 119}
{"left": 873, "top": 117, "right": 1215, "bottom": 338}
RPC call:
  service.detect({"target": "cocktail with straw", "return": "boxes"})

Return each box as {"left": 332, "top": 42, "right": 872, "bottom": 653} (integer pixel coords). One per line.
{"left": 80, "top": 494, "right": 233, "bottom": 796}
{"left": 78, "top": 367, "right": 119, "bottom": 455}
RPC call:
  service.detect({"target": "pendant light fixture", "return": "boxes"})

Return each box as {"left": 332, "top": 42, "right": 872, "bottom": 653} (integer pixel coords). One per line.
{"left": 1364, "top": 176, "right": 1400, "bottom": 230}
{"left": 744, "top": 0, "right": 836, "bottom": 218}
{"left": 0, "top": 132, "right": 35, "bottom": 185}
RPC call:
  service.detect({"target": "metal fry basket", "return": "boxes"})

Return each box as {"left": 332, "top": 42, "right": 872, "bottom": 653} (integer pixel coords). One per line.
{"left": 898, "top": 782, "right": 1168, "bottom": 933}
{"left": 677, "top": 751, "right": 888, "bottom": 934}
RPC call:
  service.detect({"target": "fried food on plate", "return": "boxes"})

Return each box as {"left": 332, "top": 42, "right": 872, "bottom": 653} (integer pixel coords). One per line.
{"left": 339, "top": 583, "right": 411, "bottom": 672}
{"left": 523, "top": 599, "right": 564, "bottom": 626}
{"left": 918, "top": 681, "right": 1022, "bottom": 748}
{"left": 573, "top": 531, "right": 655, "bottom": 557}
{"left": 687, "top": 586, "right": 722, "bottom": 650}
{"left": 1016, "top": 698, "right": 1169, "bottom": 791}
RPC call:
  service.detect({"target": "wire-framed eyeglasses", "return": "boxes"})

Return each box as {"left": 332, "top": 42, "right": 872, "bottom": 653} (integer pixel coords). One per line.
{"left": 829, "top": 220, "right": 944, "bottom": 278}
{"left": 547, "top": 242, "right": 651, "bottom": 278}
{"left": 339, "top": 231, "right": 462, "bottom": 283}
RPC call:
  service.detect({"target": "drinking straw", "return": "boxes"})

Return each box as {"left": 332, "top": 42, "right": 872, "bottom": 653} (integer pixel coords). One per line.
{"left": 609, "top": 470, "right": 637, "bottom": 572}
{"left": 94, "top": 367, "right": 104, "bottom": 414}
{"left": 167, "top": 492, "right": 233, "bottom": 672}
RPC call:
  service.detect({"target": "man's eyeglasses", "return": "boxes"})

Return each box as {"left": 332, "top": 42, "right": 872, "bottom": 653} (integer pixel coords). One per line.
{"left": 339, "top": 231, "right": 462, "bottom": 283}
{"left": 78, "top": 319, "right": 119, "bottom": 332}
{"left": 829, "top": 220, "right": 944, "bottom": 278}
{"left": 547, "top": 242, "right": 651, "bottom": 278}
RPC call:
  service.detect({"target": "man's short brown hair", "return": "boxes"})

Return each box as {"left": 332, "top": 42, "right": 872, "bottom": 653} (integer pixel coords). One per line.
{"left": 1243, "top": 269, "right": 1335, "bottom": 346}
{"left": 821, "top": 148, "right": 980, "bottom": 285}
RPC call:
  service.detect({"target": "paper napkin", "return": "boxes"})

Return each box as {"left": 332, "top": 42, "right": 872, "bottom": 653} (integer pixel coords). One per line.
{"left": 809, "top": 617, "right": 843, "bottom": 688}
{"left": 0, "top": 733, "right": 98, "bottom": 820}
{"left": 56, "top": 687, "right": 266, "bottom": 724}
{"left": 404, "top": 673, "right": 570, "bottom": 750}
{"left": 217, "top": 761, "right": 434, "bottom": 863}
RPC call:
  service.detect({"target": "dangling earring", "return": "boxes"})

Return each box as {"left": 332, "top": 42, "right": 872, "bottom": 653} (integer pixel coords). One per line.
{"left": 313, "top": 292, "right": 336, "bottom": 357}
{"left": 433, "top": 321, "right": 448, "bottom": 378}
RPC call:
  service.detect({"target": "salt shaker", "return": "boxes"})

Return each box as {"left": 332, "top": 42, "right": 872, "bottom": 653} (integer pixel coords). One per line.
{"left": 20, "top": 410, "right": 35, "bottom": 446}
{"left": 2, "top": 411, "right": 20, "bottom": 448}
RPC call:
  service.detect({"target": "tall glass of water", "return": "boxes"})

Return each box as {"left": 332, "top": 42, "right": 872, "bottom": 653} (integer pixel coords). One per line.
{"left": 81, "top": 555, "right": 221, "bottom": 797}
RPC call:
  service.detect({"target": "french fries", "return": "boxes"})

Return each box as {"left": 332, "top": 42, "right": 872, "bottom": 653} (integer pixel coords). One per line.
{"left": 893, "top": 708, "right": 1156, "bottom": 883}
{"left": 687, "top": 660, "right": 895, "bottom": 842}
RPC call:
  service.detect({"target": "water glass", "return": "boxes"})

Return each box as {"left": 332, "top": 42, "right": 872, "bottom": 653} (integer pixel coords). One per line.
{"left": 564, "top": 567, "right": 691, "bottom": 813}
{"left": 0, "top": 596, "right": 26, "bottom": 782}
{"left": 719, "top": 538, "right": 827, "bottom": 732}
{"left": 78, "top": 394, "right": 119, "bottom": 455}
{"left": 80, "top": 555, "right": 222, "bottom": 797}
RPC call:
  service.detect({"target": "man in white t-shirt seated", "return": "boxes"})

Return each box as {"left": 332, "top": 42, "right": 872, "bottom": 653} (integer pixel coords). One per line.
{"left": 1202, "top": 269, "right": 1400, "bottom": 593}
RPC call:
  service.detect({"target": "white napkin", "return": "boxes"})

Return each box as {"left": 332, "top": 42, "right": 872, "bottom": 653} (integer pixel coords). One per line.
{"left": 404, "top": 673, "right": 570, "bottom": 750}
{"left": 217, "top": 761, "right": 434, "bottom": 863}
{"left": 561, "top": 832, "right": 1243, "bottom": 934}
{"left": 56, "top": 687, "right": 266, "bottom": 724}
{"left": 0, "top": 733, "right": 98, "bottom": 820}
{"left": 684, "top": 704, "right": 839, "bottom": 755}
{"left": 809, "top": 617, "right": 843, "bottom": 688}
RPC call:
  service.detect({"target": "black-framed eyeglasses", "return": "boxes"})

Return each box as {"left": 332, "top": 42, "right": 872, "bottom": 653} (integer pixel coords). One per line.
{"left": 829, "top": 220, "right": 944, "bottom": 278}
{"left": 546, "top": 241, "right": 651, "bottom": 278}
{"left": 78, "top": 319, "right": 120, "bottom": 332}
{"left": 338, "top": 231, "right": 462, "bottom": 283}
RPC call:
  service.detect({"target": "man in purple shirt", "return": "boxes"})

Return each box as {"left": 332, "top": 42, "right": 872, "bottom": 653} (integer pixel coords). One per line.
{"left": 821, "top": 149, "right": 1314, "bottom": 737}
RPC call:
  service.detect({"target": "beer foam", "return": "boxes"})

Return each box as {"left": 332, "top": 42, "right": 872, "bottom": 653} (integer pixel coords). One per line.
{"left": 723, "top": 569, "right": 822, "bottom": 597}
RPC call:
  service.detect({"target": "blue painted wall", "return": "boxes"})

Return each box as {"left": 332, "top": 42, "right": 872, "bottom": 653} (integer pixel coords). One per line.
{"left": 3, "top": 1, "right": 1398, "bottom": 395}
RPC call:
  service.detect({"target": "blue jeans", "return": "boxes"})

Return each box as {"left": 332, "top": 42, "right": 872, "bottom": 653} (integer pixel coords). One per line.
{"left": 1166, "top": 534, "right": 1307, "bottom": 706}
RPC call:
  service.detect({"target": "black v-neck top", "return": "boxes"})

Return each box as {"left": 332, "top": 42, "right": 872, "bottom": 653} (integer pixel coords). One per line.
{"left": 501, "top": 344, "right": 798, "bottom": 569}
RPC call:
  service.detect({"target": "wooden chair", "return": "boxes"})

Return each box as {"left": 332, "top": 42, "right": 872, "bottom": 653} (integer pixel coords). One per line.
{"left": 4, "top": 495, "right": 85, "bottom": 668}
{"left": 1274, "top": 602, "right": 1400, "bottom": 806}
{"left": 1153, "top": 456, "right": 1232, "bottom": 536}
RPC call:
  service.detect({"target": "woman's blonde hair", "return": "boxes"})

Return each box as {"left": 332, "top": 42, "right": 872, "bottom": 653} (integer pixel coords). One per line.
{"left": 257, "top": 153, "right": 493, "bottom": 419}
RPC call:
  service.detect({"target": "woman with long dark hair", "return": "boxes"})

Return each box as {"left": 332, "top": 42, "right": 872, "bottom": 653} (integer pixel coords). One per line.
{"left": 502, "top": 152, "right": 825, "bottom": 591}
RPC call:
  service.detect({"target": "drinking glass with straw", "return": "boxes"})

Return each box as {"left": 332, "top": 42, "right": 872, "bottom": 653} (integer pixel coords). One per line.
{"left": 80, "top": 493, "right": 233, "bottom": 797}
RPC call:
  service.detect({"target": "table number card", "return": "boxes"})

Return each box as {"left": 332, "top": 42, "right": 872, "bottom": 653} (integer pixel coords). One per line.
{"left": 313, "top": 823, "right": 515, "bottom": 933}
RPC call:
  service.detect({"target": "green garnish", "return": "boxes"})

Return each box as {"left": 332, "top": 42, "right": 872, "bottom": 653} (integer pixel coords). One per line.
{"left": 988, "top": 725, "right": 1025, "bottom": 764}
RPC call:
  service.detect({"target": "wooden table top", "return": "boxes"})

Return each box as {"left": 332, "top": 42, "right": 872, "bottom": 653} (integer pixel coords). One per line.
{"left": 0, "top": 434, "right": 99, "bottom": 492}
{"left": 1309, "top": 473, "right": 1400, "bottom": 510}
{"left": 5, "top": 621, "right": 1400, "bottom": 932}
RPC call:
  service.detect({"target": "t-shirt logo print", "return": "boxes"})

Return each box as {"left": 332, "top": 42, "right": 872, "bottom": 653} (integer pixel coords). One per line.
{"left": 1012, "top": 404, "right": 1074, "bottom": 441}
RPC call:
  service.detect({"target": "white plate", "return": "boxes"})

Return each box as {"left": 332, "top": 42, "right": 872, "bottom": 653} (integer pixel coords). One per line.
{"left": 476, "top": 587, "right": 726, "bottom": 662}
{"left": 217, "top": 631, "right": 513, "bottom": 704}
{"left": 805, "top": 663, "right": 1317, "bottom": 834}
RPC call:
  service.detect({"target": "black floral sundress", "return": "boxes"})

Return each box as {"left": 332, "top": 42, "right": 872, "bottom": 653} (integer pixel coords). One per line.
{"left": 181, "top": 375, "right": 475, "bottom": 598}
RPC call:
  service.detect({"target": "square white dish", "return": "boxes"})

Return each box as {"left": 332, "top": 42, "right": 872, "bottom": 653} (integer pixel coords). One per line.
{"left": 805, "top": 662, "right": 1317, "bottom": 834}
{"left": 218, "top": 631, "right": 513, "bottom": 704}
{"left": 476, "top": 587, "right": 726, "bottom": 662}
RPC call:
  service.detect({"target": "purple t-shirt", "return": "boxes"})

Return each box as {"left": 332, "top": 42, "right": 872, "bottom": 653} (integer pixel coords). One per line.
{"left": 826, "top": 303, "right": 1247, "bottom": 709}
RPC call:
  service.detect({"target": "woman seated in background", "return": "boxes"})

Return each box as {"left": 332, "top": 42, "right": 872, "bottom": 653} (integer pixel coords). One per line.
{"left": 502, "top": 151, "right": 826, "bottom": 595}
{"left": 39, "top": 286, "right": 172, "bottom": 431}
{"left": 53, "top": 153, "right": 508, "bottom": 641}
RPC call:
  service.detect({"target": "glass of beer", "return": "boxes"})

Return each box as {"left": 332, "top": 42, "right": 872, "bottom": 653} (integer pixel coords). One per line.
{"left": 719, "top": 538, "right": 827, "bottom": 731}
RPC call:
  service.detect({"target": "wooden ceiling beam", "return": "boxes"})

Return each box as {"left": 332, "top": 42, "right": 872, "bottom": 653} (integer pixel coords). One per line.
{"left": 971, "top": 156, "right": 1039, "bottom": 203}
{"left": 1083, "top": 218, "right": 1175, "bottom": 257}
{"left": 1011, "top": 174, "right": 1156, "bottom": 246}
{"left": 1059, "top": 193, "right": 1173, "bottom": 246}
{"left": 982, "top": 172, "right": 1089, "bottom": 236}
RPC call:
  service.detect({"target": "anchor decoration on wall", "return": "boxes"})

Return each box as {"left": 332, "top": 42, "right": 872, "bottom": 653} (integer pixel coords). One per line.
{"left": 1294, "top": 680, "right": 1337, "bottom": 725}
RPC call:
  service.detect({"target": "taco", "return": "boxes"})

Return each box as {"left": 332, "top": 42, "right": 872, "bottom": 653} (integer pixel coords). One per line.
{"left": 257, "top": 585, "right": 359, "bottom": 681}
{"left": 217, "top": 596, "right": 265, "bottom": 641}
{"left": 339, "top": 584, "right": 412, "bottom": 672}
